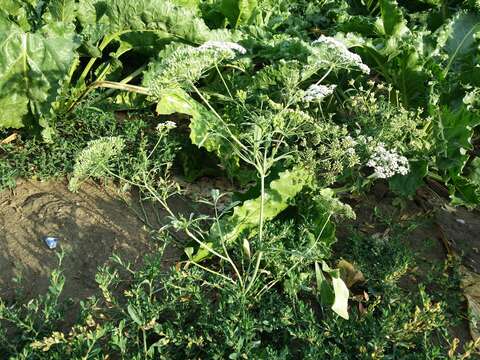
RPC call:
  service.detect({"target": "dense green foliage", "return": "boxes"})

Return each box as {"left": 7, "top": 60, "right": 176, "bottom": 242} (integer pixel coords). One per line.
{"left": 1, "top": 0, "right": 480, "bottom": 358}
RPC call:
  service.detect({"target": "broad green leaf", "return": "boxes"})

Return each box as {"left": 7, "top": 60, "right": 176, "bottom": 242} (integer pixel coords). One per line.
{"left": 435, "top": 106, "right": 480, "bottom": 177}
{"left": 171, "top": 0, "right": 200, "bottom": 11}
{"left": 448, "top": 157, "right": 480, "bottom": 207}
{"left": 379, "top": 0, "right": 409, "bottom": 38}
{"left": 193, "top": 166, "right": 312, "bottom": 261}
{"left": 210, "top": 167, "right": 310, "bottom": 242}
{"left": 389, "top": 160, "right": 428, "bottom": 197}
{"left": 2, "top": 1, "right": 32, "bottom": 30}
{"left": 0, "top": 18, "right": 78, "bottom": 130}
{"left": 47, "top": 0, "right": 76, "bottom": 23}
{"left": 154, "top": 88, "right": 237, "bottom": 169}
{"left": 220, "top": 0, "right": 258, "bottom": 28}
{"left": 449, "top": 176, "right": 480, "bottom": 208}
{"left": 469, "top": 157, "right": 480, "bottom": 185}
{"left": 106, "top": 0, "right": 230, "bottom": 45}
{"left": 436, "top": 11, "right": 480, "bottom": 76}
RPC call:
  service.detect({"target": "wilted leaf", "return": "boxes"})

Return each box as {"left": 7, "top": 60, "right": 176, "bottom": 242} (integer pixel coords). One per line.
{"left": 338, "top": 259, "right": 365, "bottom": 288}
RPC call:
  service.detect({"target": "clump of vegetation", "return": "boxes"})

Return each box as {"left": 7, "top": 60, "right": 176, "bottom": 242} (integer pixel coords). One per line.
{"left": 1, "top": 0, "right": 480, "bottom": 358}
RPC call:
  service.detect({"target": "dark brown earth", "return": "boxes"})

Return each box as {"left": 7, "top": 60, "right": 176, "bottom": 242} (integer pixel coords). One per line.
{"left": 0, "top": 176, "right": 231, "bottom": 305}
{"left": 0, "top": 179, "right": 162, "bottom": 303}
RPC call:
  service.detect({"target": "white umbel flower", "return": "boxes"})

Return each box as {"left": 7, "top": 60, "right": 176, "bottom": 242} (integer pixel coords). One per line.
{"left": 197, "top": 41, "right": 247, "bottom": 55}
{"left": 303, "top": 84, "right": 337, "bottom": 102}
{"left": 367, "top": 143, "right": 409, "bottom": 179}
{"left": 312, "top": 35, "right": 370, "bottom": 74}
{"left": 156, "top": 121, "right": 177, "bottom": 131}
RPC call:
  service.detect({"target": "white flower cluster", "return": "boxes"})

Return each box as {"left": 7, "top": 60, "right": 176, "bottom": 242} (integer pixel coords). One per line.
{"left": 197, "top": 41, "right": 247, "bottom": 56}
{"left": 312, "top": 35, "right": 370, "bottom": 74}
{"left": 367, "top": 143, "right": 409, "bottom": 179}
{"left": 303, "top": 84, "right": 337, "bottom": 102}
{"left": 156, "top": 121, "right": 177, "bottom": 131}
{"left": 68, "top": 137, "right": 125, "bottom": 192}
{"left": 343, "top": 136, "right": 357, "bottom": 156}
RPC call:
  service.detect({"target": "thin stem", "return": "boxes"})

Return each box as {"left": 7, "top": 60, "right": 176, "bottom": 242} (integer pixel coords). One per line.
{"left": 315, "top": 65, "right": 334, "bottom": 85}
{"left": 214, "top": 198, "right": 244, "bottom": 289}
{"left": 184, "top": 228, "right": 231, "bottom": 264}
{"left": 77, "top": 34, "right": 116, "bottom": 86}
{"left": 245, "top": 251, "right": 263, "bottom": 295}
{"left": 189, "top": 261, "right": 236, "bottom": 284}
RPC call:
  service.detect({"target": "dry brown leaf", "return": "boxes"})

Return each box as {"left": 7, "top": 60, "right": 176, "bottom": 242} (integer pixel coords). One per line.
{"left": 460, "top": 266, "right": 480, "bottom": 342}
{"left": 0, "top": 133, "right": 17, "bottom": 145}
{"left": 338, "top": 259, "right": 365, "bottom": 288}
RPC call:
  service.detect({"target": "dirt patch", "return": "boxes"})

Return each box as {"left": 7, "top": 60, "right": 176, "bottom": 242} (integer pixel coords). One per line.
{"left": 0, "top": 179, "right": 160, "bottom": 303}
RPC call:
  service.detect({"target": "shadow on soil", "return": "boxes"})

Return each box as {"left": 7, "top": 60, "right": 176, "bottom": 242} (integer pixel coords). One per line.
{"left": 0, "top": 179, "right": 186, "bottom": 305}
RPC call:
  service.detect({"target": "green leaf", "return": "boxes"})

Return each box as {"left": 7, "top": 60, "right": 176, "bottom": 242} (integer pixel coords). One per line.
{"left": 315, "top": 262, "right": 335, "bottom": 306}
{"left": 106, "top": 0, "right": 229, "bottom": 45}
{"left": 1, "top": 1, "right": 32, "bottom": 30}
{"left": 468, "top": 157, "right": 480, "bottom": 185}
{"left": 127, "top": 305, "right": 143, "bottom": 326}
{"left": 194, "top": 167, "right": 311, "bottom": 261}
{"left": 155, "top": 88, "right": 232, "bottom": 152}
{"left": 47, "top": 0, "right": 76, "bottom": 23}
{"left": 220, "top": 0, "right": 258, "bottom": 28}
{"left": 448, "top": 176, "right": 480, "bottom": 208}
{"left": 436, "top": 11, "right": 480, "bottom": 76}
{"left": 0, "top": 18, "right": 78, "bottom": 130}
{"left": 435, "top": 106, "right": 480, "bottom": 177}
{"left": 171, "top": 0, "right": 200, "bottom": 11}
{"left": 379, "top": 0, "right": 409, "bottom": 38}
{"left": 389, "top": 160, "right": 428, "bottom": 197}
{"left": 154, "top": 87, "right": 240, "bottom": 176}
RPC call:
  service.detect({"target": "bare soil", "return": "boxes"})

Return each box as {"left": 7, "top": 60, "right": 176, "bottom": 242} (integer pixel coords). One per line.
{"left": 0, "top": 179, "right": 158, "bottom": 303}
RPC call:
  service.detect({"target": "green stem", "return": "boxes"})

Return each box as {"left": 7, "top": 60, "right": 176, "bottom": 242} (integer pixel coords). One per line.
{"left": 245, "top": 251, "right": 263, "bottom": 295}
{"left": 77, "top": 35, "right": 116, "bottom": 86}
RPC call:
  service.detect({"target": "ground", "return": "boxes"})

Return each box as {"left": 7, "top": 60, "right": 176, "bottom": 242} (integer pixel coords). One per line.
{"left": 0, "top": 179, "right": 154, "bottom": 302}
{"left": 0, "top": 178, "right": 479, "bottom": 351}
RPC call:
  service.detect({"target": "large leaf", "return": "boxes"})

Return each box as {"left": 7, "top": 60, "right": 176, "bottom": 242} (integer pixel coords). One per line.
{"left": 379, "top": 0, "right": 409, "bottom": 38}
{"left": 435, "top": 11, "right": 480, "bottom": 76}
{"left": 203, "top": 166, "right": 312, "bottom": 251}
{"left": 2, "top": 0, "right": 33, "bottom": 30}
{"left": 389, "top": 160, "right": 428, "bottom": 197}
{"left": 154, "top": 87, "right": 239, "bottom": 174}
{"left": 47, "top": 0, "right": 76, "bottom": 23}
{"left": 220, "top": 0, "right": 258, "bottom": 28}
{"left": 105, "top": 0, "right": 229, "bottom": 45}
{"left": 0, "top": 18, "right": 78, "bottom": 130}
{"left": 435, "top": 106, "right": 480, "bottom": 177}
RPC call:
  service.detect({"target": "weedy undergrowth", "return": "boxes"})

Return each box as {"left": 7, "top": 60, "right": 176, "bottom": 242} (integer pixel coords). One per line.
{"left": 1, "top": 0, "right": 480, "bottom": 358}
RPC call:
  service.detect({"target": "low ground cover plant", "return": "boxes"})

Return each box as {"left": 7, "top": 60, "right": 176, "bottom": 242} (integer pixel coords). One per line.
{"left": 1, "top": 0, "right": 480, "bottom": 358}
